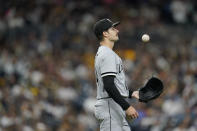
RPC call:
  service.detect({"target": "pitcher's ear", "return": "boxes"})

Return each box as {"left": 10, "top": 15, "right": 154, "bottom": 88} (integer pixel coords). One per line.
{"left": 103, "top": 31, "right": 108, "bottom": 37}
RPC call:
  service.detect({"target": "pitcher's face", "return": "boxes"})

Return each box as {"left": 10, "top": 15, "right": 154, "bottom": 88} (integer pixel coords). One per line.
{"left": 106, "top": 27, "right": 119, "bottom": 42}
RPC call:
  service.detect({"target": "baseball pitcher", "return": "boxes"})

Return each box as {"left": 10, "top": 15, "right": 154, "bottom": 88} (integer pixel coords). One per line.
{"left": 93, "top": 18, "right": 139, "bottom": 131}
{"left": 93, "top": 18, "right": 164, "bottom": 131}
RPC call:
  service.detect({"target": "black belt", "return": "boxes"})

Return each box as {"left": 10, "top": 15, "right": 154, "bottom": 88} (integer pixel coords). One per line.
{"left": 97, "top": 96, "right": 129, "bottom": 100}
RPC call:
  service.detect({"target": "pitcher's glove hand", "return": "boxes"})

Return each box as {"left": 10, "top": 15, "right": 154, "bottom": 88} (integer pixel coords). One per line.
{"left": 139, "top": 77, "right": 164, "bottom": 103}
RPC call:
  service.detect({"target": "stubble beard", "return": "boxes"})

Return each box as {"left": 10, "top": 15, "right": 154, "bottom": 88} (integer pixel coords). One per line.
{"left": 113, "top": 36, "right": 119, "bottom": 42}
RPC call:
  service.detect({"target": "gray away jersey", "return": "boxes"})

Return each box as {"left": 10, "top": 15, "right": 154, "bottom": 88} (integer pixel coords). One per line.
{"left": 95, "top": 46, "right": 129, "bottom": 99}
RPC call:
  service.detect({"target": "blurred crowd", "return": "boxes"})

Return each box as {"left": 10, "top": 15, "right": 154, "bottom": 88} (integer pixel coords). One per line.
{"left": 0, "top": 0, "right": 197, "bottom": 131}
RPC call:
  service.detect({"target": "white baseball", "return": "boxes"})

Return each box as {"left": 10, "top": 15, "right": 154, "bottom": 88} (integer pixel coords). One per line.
{"left": 142, "top": 34, "right": 150, "bottom": 42}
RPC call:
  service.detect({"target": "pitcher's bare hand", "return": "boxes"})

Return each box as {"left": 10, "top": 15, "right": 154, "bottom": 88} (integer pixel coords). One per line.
{"left": 126, "top": 106, "right": 138, "bottom": 119}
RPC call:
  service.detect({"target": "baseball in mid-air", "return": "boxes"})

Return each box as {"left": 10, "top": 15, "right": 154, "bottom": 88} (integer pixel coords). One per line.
{"left": 142, "top": 34, "right": 150, "bottom": 42}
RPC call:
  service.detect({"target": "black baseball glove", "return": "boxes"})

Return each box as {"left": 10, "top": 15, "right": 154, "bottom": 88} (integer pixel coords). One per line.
{"left": 138, "top": 77, "right": 164, "bottom": 103}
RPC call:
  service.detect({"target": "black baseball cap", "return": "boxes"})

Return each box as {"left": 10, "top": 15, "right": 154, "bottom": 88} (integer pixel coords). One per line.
{"left": 93, "top": 18, "right": 120, "bottom": 40}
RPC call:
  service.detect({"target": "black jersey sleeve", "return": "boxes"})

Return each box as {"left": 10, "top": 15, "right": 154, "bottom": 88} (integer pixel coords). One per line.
{"left": 102, "top": 75, "right": 130, "bottom": 110}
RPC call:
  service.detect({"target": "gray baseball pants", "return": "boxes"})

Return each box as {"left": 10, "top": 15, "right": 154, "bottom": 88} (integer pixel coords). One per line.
{"left": 94, "top": 98, "right": 131, "bottom": 131}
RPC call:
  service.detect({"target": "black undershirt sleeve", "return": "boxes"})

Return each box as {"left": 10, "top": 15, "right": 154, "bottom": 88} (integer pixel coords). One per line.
{"left": 102, "top": 75, "right": 130, "bottom": 110}
{"left": 129, "top": 89, "right": 133, "bottom": 98}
